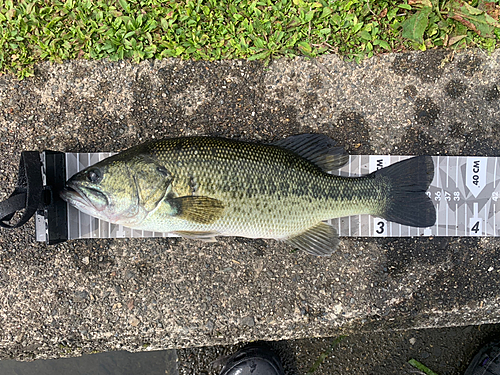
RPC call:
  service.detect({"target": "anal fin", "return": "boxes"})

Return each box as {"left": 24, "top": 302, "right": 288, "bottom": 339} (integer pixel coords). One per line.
{"left": 285, "top": 222, "right": 339, "bottom": 256}
{"left": 174, "top": 231, "right": 219, "bottom": 242}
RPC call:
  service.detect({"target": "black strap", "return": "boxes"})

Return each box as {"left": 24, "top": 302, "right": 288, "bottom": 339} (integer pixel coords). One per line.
{"left": 0, "top": 152, "right": 43, "bottom": 229}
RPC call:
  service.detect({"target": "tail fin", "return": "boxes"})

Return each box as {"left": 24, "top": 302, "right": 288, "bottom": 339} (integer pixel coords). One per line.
{"left": 375, "top": 156, "right": 436, "bottom": 227}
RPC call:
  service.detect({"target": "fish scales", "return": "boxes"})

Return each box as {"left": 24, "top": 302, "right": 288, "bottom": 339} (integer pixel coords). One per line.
{"left": 61, "top": 135, "right": 436, "bottom": 256}
{"left": 144, "top": 137, "right": 380, "bottom": 238}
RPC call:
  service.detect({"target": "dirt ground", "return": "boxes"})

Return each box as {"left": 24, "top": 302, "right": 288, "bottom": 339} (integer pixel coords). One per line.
{"left": 178, "top": 323, "right": 500, "bottom": 375}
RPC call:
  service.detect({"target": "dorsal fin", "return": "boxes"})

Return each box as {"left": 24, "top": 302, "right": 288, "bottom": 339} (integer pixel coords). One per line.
{"left": 273, "top": 134, "right": 349, "bottom": 171}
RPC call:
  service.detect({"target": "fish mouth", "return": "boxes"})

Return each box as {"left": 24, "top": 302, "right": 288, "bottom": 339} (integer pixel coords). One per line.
{"left": 60, "top": 183, "right": 109, "bottom": 214}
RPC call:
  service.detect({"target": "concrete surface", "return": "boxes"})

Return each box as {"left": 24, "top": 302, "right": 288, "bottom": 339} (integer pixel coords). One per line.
{"left": 0, "top": 50, "right": 499, "bottom": 361}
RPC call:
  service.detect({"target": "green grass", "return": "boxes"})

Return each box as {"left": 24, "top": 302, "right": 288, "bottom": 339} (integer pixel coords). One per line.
{"left": 0, "top": 0, "right": 499, "bottom": 79}
{"left": 305, "top": 335, "right": 346, "bottom": 374}
{"left": 408, "top": 358, "right": 440, "bottom": 375}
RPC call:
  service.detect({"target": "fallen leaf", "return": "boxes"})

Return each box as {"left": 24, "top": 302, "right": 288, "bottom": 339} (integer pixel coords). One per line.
{"left": 447, "top": 35, "right": 467, "bottom": 46}
{"left": 448, "top": 0, "right": 500, "bottom": 37}
{"left": 408, "top": 0, "right": 432, "bottom": 8}
{"left": 379, "top": 8, "right": 388, "bottom": 18}
{"left": 450, "top": 14, "right": 480, "bottom": 34}
{"left": 479, "top": 1, "right": 500, "bottom": 20}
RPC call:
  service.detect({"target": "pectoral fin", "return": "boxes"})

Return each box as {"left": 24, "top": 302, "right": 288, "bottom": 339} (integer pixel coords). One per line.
{"left": 171, "top": 196, "right": 224, "bottom": 225}
{"left": 174, "top": 231, "right": 219, "bottom": 242}
{"left": 285, "top": 222, "right": 339, "bottom": 256}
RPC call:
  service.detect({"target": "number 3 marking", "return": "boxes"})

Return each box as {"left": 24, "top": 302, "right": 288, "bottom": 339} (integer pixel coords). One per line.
{"left": 376, "top": 221, "right": 385, "bottom": 234}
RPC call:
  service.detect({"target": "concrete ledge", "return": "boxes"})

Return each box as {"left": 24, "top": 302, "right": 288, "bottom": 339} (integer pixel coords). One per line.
{"left": 0, "top": 50, "right": 499, "bottom": 360}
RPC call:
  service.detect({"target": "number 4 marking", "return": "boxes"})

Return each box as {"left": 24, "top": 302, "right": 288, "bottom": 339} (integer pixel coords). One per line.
{"left": 469, "top": 219, "right": 482, "bottom": 236}
{"left": 471, "top": 221, "right": 480, "bottom": 233}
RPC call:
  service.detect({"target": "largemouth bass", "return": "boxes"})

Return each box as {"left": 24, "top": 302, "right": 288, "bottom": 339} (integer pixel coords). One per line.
{"left": 61, "top": 134, "right": 436, "bottom": 256}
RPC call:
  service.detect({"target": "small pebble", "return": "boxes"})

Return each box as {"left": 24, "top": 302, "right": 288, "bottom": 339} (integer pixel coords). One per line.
{"left": 206, "top": 320, "right": 215, "bottom": 331}
{"left": 129, "top": 317, "right": 140, "bottom": 327}
{"left": 73, "top": 290, "right": 89, "bottom": 303}
{"left": 240, "top": 316, "right": 255, "bottom": 327}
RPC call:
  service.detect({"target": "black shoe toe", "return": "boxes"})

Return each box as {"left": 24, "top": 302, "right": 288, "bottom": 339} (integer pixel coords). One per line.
{"left": 465, "top": 339, "right": 500, "bottom": 375}
{"left": 220, "top": 342, "right": 285, "bottom": 375}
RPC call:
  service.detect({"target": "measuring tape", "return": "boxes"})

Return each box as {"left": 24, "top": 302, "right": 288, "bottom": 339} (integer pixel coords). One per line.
{"left": 330, "top": 155, "right": 497, "bottom": 238}
{"left": 35, "top": 153, "right": 499, "bottom": 241}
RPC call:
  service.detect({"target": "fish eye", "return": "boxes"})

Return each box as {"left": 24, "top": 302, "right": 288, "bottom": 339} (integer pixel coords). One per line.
{"left": 86, "top": 168, "right": 102, "bottom": 183}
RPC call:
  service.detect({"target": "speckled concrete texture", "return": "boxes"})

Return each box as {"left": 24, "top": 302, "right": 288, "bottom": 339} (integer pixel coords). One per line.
{"left": 0, "top": 50, "right": 499, "bottom": 360}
